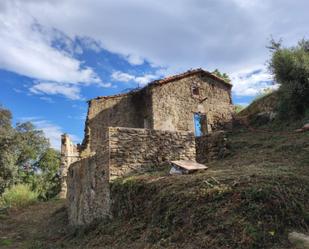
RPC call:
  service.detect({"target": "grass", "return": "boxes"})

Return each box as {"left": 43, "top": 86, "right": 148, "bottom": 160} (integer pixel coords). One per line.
{"left": 0, "top": 238, "right": 13, "bottom": 246}
{"left": 0, "top": 184, "right": 38, "bottom": 209}
{"left": 0, "top": 128, "right": 308, "bottom": 248}
{"left": 51, "top": 129, "right": 307, "bottom": 249}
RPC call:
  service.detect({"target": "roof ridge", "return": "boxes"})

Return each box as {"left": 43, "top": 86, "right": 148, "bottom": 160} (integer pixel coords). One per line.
{"left": 90, "top": 68, "right": 232, "bottom": 101}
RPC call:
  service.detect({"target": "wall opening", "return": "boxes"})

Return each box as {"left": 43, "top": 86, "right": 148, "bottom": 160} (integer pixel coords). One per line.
{"left": 194, "top": 113, "right": 208, "bottom": 137}
{"left": 192, "top": 85, "right": 200, "bottom": 97}
{"left": 144, "top": 117, "right": 150, "bottom": 129}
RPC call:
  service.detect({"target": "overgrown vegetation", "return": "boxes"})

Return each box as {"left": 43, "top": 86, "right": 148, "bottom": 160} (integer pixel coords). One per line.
{"left": 0, "top": 105, "right": 61, "bottom": 203}
{"left": 234, "top": 104, "right": 245, "bottom": 113}
{"left": 9, "top": 129, "right": 305, "bottom": 249}
{"left": 212, "top": 69, "right": 231, "bottom": 83}
{"left": 0, "top": 184, "right": 38, "bottom": 209}
{"left": 268, "top": 39, "right": 309, "bottom": 119}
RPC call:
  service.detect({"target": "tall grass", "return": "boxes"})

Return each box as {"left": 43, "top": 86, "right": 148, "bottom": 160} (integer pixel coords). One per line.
{"left": 0, "top": 184, "right": 38, "bottom": 209}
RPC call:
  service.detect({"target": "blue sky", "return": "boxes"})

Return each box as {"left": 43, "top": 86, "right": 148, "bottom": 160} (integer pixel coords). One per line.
{"left": 0, "top": 0, "right": 308, "bottom": 149}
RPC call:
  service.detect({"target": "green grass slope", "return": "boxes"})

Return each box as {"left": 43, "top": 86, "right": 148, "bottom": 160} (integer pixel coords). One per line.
{"left": 42, "top": 129, "right": 308, "bottom": 249}
{"left": 1, "top": 126, "right": 308, "bottom": 248}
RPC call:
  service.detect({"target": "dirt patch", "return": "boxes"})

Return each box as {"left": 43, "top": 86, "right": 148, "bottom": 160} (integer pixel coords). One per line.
{"left": 0, "top": 199, "right": 65, "bottom": 249}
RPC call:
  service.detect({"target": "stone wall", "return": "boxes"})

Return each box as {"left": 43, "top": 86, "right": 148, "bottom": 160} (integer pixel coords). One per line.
{"left": 151, "top": 73, "right": 233, "bottom": 133}
{"left": 80, "top": 71, "right": 233, "bottom": 156}
{"left": 59, "top": 134, "right": 79, "bottom": 199}
{"left": 67, "top": 146, "right": 111, "bottom": 226}
{"left": 108, "top": 127, "right": 196, "bottom": 179}
{"left": 81, "top": 89, "right": 153, "bottom": 154}
{"left": 67, "top": 127, "right": 196, "bottom": 225}
{"left": 195, "top": 131, "right": 229, "bottom": 164}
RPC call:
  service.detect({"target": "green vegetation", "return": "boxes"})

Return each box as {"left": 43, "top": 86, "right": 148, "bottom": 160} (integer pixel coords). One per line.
{"left": 0, "top": 105, "right": 61, "bottom": 203}
{"left": 212, "top": 69, "right": 231, "bottom": 83}
{"left": 0, "top": 128, "right": 303, "bottom": 249}
{"left": 0, "top": 184, "right": 38, "bottom": 209}
{"left": 234, "top": 104, "right": 245, "bottom": 113}
{"left": 269, "top": 39, "right": 309, "bottom": 119}
{"left": 0, "top": 239, "right": 13, "bottom": 247}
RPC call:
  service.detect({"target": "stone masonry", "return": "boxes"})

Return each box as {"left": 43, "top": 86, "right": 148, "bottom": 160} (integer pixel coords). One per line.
{"left": 59, "top": 134, "right": 79, "bottom": 199}
{"left": 81, "top": 68, "right": 233, "bottom": 154}
{"left": 108, "top": 127, "right": 196, "bottom": 179}
{"left": 62, "top": 68, "right": 234, "bottom": 226}
{"left": 67, "top": 127, "right": 196, "bottom": 225}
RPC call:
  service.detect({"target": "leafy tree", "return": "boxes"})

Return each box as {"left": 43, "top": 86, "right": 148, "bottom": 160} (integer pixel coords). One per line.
{"left": 212, "top": 69, "right": 231, "bottom": 83}
{"left": 0, "top": 105, "right": 61, "bottom": 199}
{"left": 0, "top": 106, "right": 17, "bottom": 194}
{"left": 268, "top": 39, "right": 309, "bottom": 118}
{"left": 32, "top": 148, "right": 61, "bottom": 200}
{"left": 14, "top": 122, "right": 49, "bottom": 180}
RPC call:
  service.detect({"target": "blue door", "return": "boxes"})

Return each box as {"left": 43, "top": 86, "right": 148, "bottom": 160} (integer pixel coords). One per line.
{"left": 194, "top": 113, "right": 207, "bottom": 137}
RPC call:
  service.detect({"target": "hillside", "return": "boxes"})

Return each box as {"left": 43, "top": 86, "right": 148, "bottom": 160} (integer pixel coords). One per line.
{"left": 1, "top": 126, "right": 308, "bottom": 249}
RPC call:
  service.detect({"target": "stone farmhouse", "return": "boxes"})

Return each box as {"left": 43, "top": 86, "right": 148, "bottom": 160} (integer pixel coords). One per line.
{"left": 60, "top": 68, "right": 234, "bottom": 226}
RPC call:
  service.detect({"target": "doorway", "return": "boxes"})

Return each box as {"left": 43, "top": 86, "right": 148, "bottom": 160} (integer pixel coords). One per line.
{"left": 194, "top": 113, "right": 208, "bottom": 137}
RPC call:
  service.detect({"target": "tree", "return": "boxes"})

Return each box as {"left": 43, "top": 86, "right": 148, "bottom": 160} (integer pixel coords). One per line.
{"left": 268, "top": 39, "right": 309, "bottom": 118}
{"left": 212, "top": 69, "right": 231, "bottom": 83}
{"left": 33, "top": 148, "right": 61, "bottom": 200}
{"left": 14, "top": 122, "right": 49, "bottom": 172}
{"left": 0, "top": 105, "right": 61, "bottom": 199}
{"left": 0, "top": 106, "right": 17, "bottom": 194}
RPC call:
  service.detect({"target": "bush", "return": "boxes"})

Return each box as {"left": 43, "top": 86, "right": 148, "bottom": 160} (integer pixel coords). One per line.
{"left": 269, "top": 39, "right": 309, "bottom": 119}
{"left": 0, "top": 184, "right": 38, "bottom": 208}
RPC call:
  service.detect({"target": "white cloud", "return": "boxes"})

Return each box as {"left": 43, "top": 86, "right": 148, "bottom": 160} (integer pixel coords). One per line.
{"left": 231, "top": 66, "right": 279, "bottom": 96}
{"left": 1, "top": 0, "right": 308, "bottom": 98}
{"left": 18, "top": 117, "right": 80, "bottom": 150}
{"left": 39, "top": 96, "right": 55, "bottom": 103}
{"left": 0, "top": 7, "right": 100, "bottom": 84}
{"left": 135, "top": 74, "right": 158, "bottom": 86}
{"left": 111, "top": 71, "right": 159, "bottom": 86}
{"left": 30, "top": 82, "right": 82, "bottom": 100}
{"left": 16, "top": 0, "right": 307, "bottom": 73}
{"left": 125, "top": 54, "right": 144, "bottom": 66}
{"left": 111, "top": 71, "right": 135, "bottom": 82}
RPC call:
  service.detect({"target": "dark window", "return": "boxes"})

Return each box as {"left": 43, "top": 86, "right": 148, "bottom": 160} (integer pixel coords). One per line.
{"left": 192, "top": 85, "right": 200, "bottom": 96}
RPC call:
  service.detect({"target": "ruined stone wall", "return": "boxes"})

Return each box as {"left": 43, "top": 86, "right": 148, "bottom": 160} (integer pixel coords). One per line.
{"left": 108, "top": 127, "right": 196, "bottom": 179}
{"left": 59, "top": 134, "right": 79, "bottom": 199}
{"left": 195, "top": 131, "right": 229, "bottom": 164}
{"left": 151, "top": 74, "right": 233, "bottom": 133}
{"left": 66, "top": 143, "right": 111, "bottom": 226}
{"left": 82, "top": 89, "right": 152, "bottom": 154}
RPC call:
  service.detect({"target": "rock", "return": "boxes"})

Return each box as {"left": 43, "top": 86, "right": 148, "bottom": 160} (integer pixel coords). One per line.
{"left": 303, "top": 123, "right": 309, "bottom": 131}
{"left": 288, "top": 232, "right": 309, "bottom": 249}
{"left": 295, "top": 128, "right": 305, "bottom": 133}
{"left": 295, "top": 123, "right": 309, "bottom": 133}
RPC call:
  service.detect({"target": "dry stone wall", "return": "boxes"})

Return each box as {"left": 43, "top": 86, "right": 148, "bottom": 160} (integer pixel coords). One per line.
{"left": 82, "top": 89, "right": 152, "bottom": 154}
{"left": 108, "top": 127, "right": 196, "bottom": 179}
{"left": 59, "top": 134, "right": 80, "bottom": 199}
{"left": 195, "top": 131, "right": 229, "bottom": 164}
{"left": 67, "top": 146, "right": 111, "bottom": 226}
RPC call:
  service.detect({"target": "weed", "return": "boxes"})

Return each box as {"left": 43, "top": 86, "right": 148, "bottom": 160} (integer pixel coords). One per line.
{"left": 0, "top": 184, "right": 38, "bottom": 209}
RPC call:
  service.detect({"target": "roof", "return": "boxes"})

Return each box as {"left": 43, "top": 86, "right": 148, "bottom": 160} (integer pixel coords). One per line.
{"left": 91, "top": 68, "right": 232, "bottom": 101}
{"left": 150, "top": 68, "right": 232, "bottom": 87}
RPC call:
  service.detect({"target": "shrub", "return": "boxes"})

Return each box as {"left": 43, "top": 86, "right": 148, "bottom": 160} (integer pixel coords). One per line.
{"left": 269, "top": 39, "right": 309, "bottom": 119}
{"left": 0, "top": 184, "right": 38, "bottom": 208}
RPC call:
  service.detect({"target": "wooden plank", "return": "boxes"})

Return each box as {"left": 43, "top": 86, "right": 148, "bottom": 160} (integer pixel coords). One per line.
{"left": 171, "top": 160, "right": 208, "bottom": 172}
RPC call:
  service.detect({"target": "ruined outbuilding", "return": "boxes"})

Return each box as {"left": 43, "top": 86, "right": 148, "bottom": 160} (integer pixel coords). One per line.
{"left": 61, "top": 68, "right": 234, "bottom": 225}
